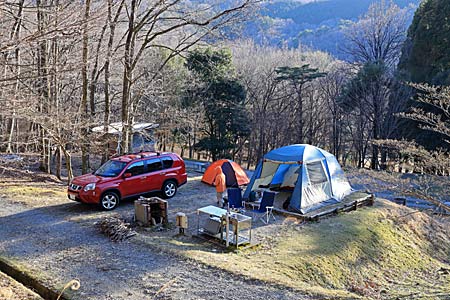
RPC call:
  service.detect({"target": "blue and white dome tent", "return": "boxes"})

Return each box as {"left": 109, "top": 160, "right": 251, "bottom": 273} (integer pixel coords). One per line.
{"left": 243, "top": 144, "right": 353, "bottom": 214}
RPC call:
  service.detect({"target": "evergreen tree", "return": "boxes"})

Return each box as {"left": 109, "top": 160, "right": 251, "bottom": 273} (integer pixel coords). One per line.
{"left": 398, "top": 0, "right": 450, "bottom": 150}
{"left": 399, "top": 0, "right": 450, "bottom": 85}
{"left": 185, "top": 48, "right": 250, "bottom": 161}
{"left": 339, "top": 62, "right": 393, "bottom": 168}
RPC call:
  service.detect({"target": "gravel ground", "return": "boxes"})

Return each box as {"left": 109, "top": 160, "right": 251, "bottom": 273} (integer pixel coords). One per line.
{"left": 1, "top": 160, "right": 447, "bottom": 299}
{"left": 0, "top": 196, "right": 308, "bottom": 300}
{"left": 0, "top": 270, "right": 43, "bottom": 300}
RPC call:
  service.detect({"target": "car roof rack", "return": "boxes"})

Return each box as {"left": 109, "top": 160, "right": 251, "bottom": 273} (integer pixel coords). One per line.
{"left": 111, "top": 151, "right": 169, "bottom": 161}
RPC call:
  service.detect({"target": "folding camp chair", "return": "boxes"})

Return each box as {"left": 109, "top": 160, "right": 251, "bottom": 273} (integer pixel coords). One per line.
{"left": 227, "top": 188, "right": 244, "bottom": 212}
{"left": 249, "top": 191, "right": 276, "bottom": 224}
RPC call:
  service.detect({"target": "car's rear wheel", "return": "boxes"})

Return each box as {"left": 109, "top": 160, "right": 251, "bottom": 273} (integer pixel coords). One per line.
{"left": 101, "top": 191, "right": 120, "bottom": 210}
{"left": 162, "top": 180, "right": 177, "bottom": 199}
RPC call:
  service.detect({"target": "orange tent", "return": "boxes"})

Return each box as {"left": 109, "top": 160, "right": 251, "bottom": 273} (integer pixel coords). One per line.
{"left": 202, "top": 159, "right": 250, "bottom": 187}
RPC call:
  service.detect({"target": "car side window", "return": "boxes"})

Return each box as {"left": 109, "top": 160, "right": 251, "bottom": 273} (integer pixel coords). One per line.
{"left": 125, "top": 161, "right": 145, "bottom": 176}
{"left": 161, "top": 156, "right": 173, "bottom": 169}
{"left": 146, "top": 158, "right": 163, "bottom": 173}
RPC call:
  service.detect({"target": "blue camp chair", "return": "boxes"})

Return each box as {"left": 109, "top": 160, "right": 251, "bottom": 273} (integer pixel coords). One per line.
{"left": 250, "top": 191, "right": 276, "bottom": 224}
{"left": 227, "top": 188, "right": 244, "bottom": 210}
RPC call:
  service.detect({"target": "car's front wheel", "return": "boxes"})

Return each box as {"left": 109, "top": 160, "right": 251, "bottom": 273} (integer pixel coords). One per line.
{"left": 100, "top": 191, "right": 120, "bottom": 210}
{"left": 162, "top": 180, "right": 177, "bottom": 199}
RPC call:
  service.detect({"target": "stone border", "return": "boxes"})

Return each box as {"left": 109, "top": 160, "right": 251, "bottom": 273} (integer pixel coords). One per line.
{"left": 0, "top": 257, "right": 68, "bottom": 300}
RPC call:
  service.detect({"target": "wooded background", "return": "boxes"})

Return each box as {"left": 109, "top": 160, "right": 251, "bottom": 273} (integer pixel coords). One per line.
{"left": 0, "top": 0, "right": 449, "bottom": 181}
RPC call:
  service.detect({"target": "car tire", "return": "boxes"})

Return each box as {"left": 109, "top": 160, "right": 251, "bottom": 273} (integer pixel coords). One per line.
{"left": 162, "top": 180, "right": 177, "bottom": 199}
{"left": 100, "top": 191, "right": 120, "bottom": 210}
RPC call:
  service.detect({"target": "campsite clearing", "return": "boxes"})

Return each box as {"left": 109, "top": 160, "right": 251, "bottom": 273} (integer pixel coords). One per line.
{"left": 134, "top": 198, "right": 450, "bottom": 299}
{"left": 0, "top": 163, "right": 449, "bottom": 299}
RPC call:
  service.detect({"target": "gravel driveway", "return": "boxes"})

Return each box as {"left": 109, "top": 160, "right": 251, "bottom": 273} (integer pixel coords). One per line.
{"left": 0, "top": 198, "right": 308, "bottom": 300}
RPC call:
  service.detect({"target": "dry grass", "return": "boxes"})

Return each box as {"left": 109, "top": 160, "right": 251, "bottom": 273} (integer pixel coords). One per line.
{"left": 137, "top": 200, "right": 450, "bottom": 299}
{"left": 346, "top": 168, "right": 450, "bottom": 202}
{"left": 0, "top": 185, "right": 67, "bottom": 208}
{"left": 0, "top": 165, "right": 67, "bottom": 208}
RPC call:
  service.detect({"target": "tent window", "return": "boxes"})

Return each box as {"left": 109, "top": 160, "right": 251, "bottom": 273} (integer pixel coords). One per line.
{"left": 306, "top": 161, "right": 328, "bottom": 185}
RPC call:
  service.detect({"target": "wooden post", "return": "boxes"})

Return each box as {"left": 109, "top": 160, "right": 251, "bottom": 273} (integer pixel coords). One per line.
{"left": 225, "top": 205, "right": 230, "bottom": 248}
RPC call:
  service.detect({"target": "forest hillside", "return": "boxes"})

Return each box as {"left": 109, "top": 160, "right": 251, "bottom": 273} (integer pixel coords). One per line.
{"left": 238, "top": 0, "right": 421, "bottom": 58}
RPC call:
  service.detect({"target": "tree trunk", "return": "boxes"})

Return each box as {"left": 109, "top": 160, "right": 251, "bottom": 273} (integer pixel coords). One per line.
{"left": 256, "top": 110, "right": 265, "bottom": 163}
{"left": 56, "top": 146, "right": 62, "bottom": 180}
{"left": 62, "top": 147, "right": 73, "bottom": 183}
{"left": 295, "top": 84, "right": 304, "bottom": 143}
{"left": 371, "top": 145, "right": 378, "bottom": 169}
{"left": 6, "top": 118, "right": 15, "bottom": 153}
{"left": 6, "top": 0, "right": 25, "bottom": 154}
{"left": 192, "top": 123, "right": 197, "bottom": 158}
{"left": 47, "top": 139, "right": 51, "bottom": 174}
{"left": 163, "top": 132, "right": 167, "bottom": 152}
{"left": 102, "top": 0, "right": 122, "bottom": 163}
{"left": 52, "top": 1, "right": 61, "bottom": 178}
{"left": 188, "top": 132, "right": 193, "bottom": 159}
{"left": 102, "top": 0, "right": 123, "bottom": 162}
{"left": 36, "top": 0, "right": 49, "bottom": 172}
{"left": 247, "top": 135, "right": 253, "bottom": 169}
{"left": 81, "top": 0, "right": 91, "bottom": 173}
{"left": 40, "top": 134, "right": 47, "bottom": 172}
{"left": 380, "top": 147, "right": 387, "bottom": 170}
{"left": 121, "top": 0, "right": 136, "bottom": 154}
{"left": 371, "top": 99, "right": 380, "bottom": 170}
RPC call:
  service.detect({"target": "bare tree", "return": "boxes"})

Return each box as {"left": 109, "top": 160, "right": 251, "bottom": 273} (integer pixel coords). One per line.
{"left": 4, "top": 0, "right": 24, "bottom": 154}
{"left": 340, "top": 1, "right": 412, "bottom": 169}
{"left": 117, "top": 0, "right": 256, "bottom": 154}
{"left": 233, "top": 42, "right": 291, "bottom": 164}
{"left": 343, "top": 0, "right": 409, "bottom": 67}
{"left": 80, "top": 0, "right": 91, "bottom": 173}
{"left": 232, "top": 41, "right": 342, "bottom": 166}
{"left": 399, "top": 83, "right": 450, "bottom": 145}
{"left": 0, "top": 1, "right": 98, "bottom": 180}
{"left": 102, "top": 0, "right": 124, "bottom": 163}
{"left": 318, "top": 62, "right": 350, "bottom": 159}
{"left": 275, "top": 65, "right": 326, "bottom": 144}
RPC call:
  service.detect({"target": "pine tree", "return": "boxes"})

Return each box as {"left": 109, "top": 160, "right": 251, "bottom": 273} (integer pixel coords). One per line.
{"left": 399, "top": 0, "right": 450, "bottom": 85}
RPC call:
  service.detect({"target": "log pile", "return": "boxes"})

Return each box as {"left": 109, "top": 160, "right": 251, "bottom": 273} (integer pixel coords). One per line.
{"left": 97, "top": 214, "right": 137, "bottom": 242}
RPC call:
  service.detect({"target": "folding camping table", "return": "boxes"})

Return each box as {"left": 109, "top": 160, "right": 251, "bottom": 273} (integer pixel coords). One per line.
{"left": 197, "top": 205, "right": 227, "bottom": 237}
{"left": 196, "top": 205, "right": 252, "bottom": 248}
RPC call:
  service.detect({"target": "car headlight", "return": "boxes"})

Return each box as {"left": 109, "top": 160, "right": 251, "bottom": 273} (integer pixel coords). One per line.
{"left": 84, "top": 183, "right": 96, "bottom": 192}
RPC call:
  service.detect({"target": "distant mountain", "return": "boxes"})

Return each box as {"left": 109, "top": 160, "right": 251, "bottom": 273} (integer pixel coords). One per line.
{"left": 237, "top": 0, "right": 421, "bottom": 59}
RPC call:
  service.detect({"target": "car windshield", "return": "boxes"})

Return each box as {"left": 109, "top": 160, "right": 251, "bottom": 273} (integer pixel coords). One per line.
{"left": 94, "top": 160, "right": 127, "bottom": 177}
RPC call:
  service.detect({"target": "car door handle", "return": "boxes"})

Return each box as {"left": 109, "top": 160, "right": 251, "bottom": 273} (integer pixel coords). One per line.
{"left": 142, "top": 176, "right": 147, "bottom": 179}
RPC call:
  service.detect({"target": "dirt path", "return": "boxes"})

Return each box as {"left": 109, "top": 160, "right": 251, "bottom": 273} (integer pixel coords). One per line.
{"left": 0, "top": 270, "right": 43, "bottom": 300}
{"left": 0, "top": 200, "right": 308, "bottom": 300}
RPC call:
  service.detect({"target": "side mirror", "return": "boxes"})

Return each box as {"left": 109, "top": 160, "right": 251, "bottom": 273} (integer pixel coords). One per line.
{"left": 123, "top": 172, "right": 132, "bottom": 178}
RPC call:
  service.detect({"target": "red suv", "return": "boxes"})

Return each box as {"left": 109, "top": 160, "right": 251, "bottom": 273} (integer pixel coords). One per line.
{"left": 67, "top": 152, "right": 187, "bottom": 210}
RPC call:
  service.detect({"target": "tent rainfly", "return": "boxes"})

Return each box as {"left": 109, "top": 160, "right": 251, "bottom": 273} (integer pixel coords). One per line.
{"left": 243, "top": 144, "right": 353, "bottom": 214}
{"left": 202, "top": 159, "right": 250, "bottom": 187}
